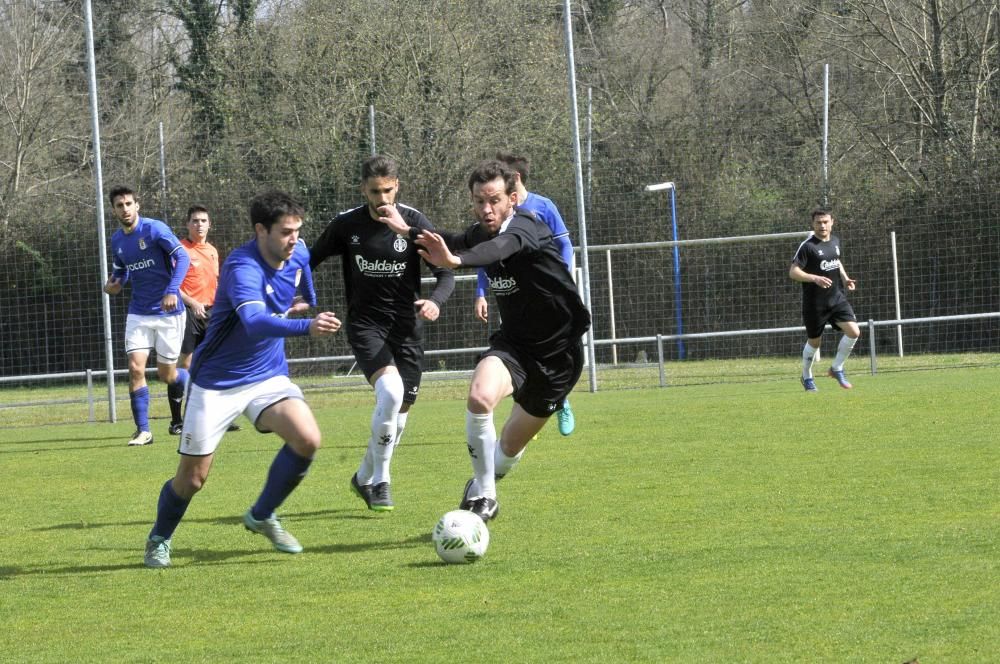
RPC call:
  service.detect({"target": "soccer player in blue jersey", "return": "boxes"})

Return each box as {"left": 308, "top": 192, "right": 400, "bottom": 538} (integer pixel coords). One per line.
{"left": 473, "top": 152, "right": 577, "bottom": 437}
{"left": 310, "top": 155, "right": 454, "bottom": 512}
{"left": 143, "top": 190, "right": 342, "bottom": 568}
{"left": 102, "top": 186, "right": 191, "bottom": 446}
{"left": 790, "top": 208, "right": 860, "bottom": 391}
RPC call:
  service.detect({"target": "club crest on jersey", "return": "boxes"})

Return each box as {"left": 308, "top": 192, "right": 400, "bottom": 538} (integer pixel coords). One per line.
{"left": 393, "top": 236, "right": 408, "bottom": 253}
{"left": 351, "top": 235, "right": 360, "bottom": 245}
{"left": 139, "top": 238, "right": 147, "bottom": 250}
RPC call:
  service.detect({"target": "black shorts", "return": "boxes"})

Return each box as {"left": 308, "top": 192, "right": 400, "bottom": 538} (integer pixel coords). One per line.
{"left": 803, "top": 300, "right": 857, "bottom": 339}
{"left": 347, "top": 322, "right": 424, "bottom": 404}
{"left": 482, "top": 336, "right": 584, "bottom": 418}
{"left": 181, "top": 305, "right": 211, "bottom": 355}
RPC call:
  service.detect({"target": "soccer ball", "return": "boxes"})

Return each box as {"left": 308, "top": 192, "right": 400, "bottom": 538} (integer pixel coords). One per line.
{"left": 432, "top": 509, "right": 490, "bottom": 564}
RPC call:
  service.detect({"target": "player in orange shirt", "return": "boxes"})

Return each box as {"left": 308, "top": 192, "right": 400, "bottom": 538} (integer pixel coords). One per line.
{"left": 171, "top": 205, "right": 240, "bottom": 434}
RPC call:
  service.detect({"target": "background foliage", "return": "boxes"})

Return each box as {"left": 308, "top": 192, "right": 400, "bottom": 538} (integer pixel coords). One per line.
{"left": 1, "top": 0, "right": 997, "bottom": 377}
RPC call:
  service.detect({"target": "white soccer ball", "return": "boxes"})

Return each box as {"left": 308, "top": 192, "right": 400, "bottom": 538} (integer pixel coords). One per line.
{"left": 432, "top": 509, "right": 490, "bottom": 564}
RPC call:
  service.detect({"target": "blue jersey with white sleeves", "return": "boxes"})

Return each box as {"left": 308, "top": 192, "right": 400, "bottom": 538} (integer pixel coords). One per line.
{"left": 110, "top": 216, "right": 189, "bottom": 316}
{"left": 190, "top": 238, "right": 316, "bottom": 390}
{"left": 476, "top": 191, "right": 573, "bottom": 298}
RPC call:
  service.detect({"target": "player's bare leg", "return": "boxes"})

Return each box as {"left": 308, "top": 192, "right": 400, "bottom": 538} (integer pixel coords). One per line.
{"left": 242, "top": 399, "right": 321, "bottom": 554}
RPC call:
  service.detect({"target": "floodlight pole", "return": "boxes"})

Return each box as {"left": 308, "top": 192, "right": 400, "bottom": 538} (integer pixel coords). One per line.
{"left": 84, "top": 0, "right": 117, "bottom": 422}
{"left": 645, "top": 182, "right": 685, "bottom": 359}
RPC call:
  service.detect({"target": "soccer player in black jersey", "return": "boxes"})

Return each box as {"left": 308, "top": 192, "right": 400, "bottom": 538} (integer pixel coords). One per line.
{"left": 789, "top": 208, "right": 860, "bottom": 391}
{"left": 309, "top": 155, "right": 455, "bottom": 511}
{"left": 378, "top": 160, "right": 591, "bottom": 523}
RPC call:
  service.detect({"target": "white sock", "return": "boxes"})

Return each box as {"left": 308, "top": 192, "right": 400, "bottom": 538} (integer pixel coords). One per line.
{"left": 357, "top": 449, "right": 374, "bottom": 485}
{"left": 494, "top": 445, "right": 523, "bottom": 480}
{"left": 802, "top": 343, "right": 819, "bottom": 379}
{"left": 395, "top": 411, "right": 409, "bottom": 445}
{"left": 465, "top": 410, "right": 497, "bottom": 500}
{"left": 832, "top": 335, "right": 858, "bottom": 371}
{"left": 369, "top": 373, "right": 404, "bottom": 484}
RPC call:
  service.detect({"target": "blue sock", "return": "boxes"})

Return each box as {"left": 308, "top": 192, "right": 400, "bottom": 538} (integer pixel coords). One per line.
{"left": 150, "top": 479, "right": 190, "bottom": 540}
{"left": 130, "top": 386, "right": 150, "bottom": 432}
{"left": 251, "top": 444, "right": 312, "bottom": 520}
{"left": 173, "top": 368, "right": 189, "bottom": 389}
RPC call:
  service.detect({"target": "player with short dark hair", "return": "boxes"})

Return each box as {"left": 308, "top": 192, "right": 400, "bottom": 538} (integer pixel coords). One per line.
{"left": 143, "top": 190, "right": 342, "bottom": 568}
{"left": 478, "top": 151, "right": 577, "bottom": 436}
{"left": 103, "top": 185, "right": 191, "bottom": 445}
{"left": 309, "top": 155, "right": 455, "bottom": 512}
{"left": 378, "top": 160, "right": 590, "bottom": 523}
{"left": 790, "top": 208, "right": 860, "bottom": 391}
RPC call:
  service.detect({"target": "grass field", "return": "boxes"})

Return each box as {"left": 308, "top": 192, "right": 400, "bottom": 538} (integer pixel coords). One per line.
{"left": 1, "top": 365, "right": 997, "bottom": 662}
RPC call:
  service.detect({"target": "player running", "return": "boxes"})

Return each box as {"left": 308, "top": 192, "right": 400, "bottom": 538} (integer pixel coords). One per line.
{"left": 103, "top": 185, "right": 190, "bottom": 445}
{"left": 310, "top": 155, "right": 454, "bottom": 512}
{"left": 475, "top": 152, "right": 578, "bottom": 436}
{"left": 378, "top": 160, "right": 590, "bottom": 523}
{"left": 143, "top": 190, "right": 341, "bottom": 568}
{"left": 789, "top": 208, "right": 860, "bottom": 391}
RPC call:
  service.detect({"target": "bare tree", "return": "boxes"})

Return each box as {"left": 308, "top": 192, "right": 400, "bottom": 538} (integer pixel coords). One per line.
{"left": 0, "top": 1, "right": 85, "bottom": 241}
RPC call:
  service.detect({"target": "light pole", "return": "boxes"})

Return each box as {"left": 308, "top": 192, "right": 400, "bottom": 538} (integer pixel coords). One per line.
{"left": 644, "top": 181, "right": 685, "bottom": 359}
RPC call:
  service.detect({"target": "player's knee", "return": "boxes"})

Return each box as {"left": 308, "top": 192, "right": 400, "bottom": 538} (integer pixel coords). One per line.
{"left": 374, "top": 372, "right": 405, "bottom": 411}
{"left": 175, "top": 472, "right": 207, "bottom": 499}
{"left": 288, "top": 431, "right": 321, "bottom": 457}
{"left": 466, "top": 391, "right": 494, "bottom": 415}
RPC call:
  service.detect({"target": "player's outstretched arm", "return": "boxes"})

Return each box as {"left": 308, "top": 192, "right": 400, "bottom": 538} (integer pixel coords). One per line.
{"left": 376, "top": 204, "right": 410, "bottom": 236}
{"left": 415, "top": 231, "right": 462, "bottom": 269}
{"left": 309, "top": 311, "right": 341, "bottom": 336}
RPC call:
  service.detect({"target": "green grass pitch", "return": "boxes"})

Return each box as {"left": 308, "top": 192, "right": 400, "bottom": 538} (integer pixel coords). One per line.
{"left": 0, "top": 367, "right": 997, "bottom": 662}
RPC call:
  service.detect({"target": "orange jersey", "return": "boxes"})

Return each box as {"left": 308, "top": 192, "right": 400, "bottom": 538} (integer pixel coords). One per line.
{"left": 180, "top": 239, "right": 220, "bottom": 305}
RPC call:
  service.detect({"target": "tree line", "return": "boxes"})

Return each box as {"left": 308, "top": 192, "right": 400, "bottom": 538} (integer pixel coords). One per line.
{"left": 1, "top": 0, "right": 996, "bottom": 376}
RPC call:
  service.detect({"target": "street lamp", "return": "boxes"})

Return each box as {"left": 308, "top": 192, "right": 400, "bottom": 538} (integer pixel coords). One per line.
{"left": 644, "top": 181, "right": 685, "bottom": 359}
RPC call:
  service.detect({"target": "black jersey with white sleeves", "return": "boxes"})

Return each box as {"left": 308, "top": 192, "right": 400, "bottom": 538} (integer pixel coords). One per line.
{"left": 309, "top": 204, "right": 455, "bottom": 327}
{"left": 436, "top": 210, "right": 591, "bottom": 356}
{"left": 792, "top": 233, "right": 848, "bottom": 311}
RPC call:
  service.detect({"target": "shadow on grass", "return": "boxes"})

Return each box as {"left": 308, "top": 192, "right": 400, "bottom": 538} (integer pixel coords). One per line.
{"left": 3, "top": 531, "right": 435, "bottom": 578}
{"left": 32, "top": 508, "right": 360, "bottom": 532}
{"left": 0, "top": 435, "right": 126, "bottom": 454}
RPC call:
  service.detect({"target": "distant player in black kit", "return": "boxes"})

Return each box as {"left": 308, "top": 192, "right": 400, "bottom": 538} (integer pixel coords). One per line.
{"left": 309, "top": 155, "right": 455, "bottom": 511}
{"left": 378, "top": 160, "right": 591, "bottom": 523}
{"left": 789, "top": 208, "right": 860, "bottom": 391}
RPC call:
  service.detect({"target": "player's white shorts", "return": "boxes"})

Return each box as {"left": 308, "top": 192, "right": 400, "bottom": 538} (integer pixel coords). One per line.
{"left": 124, "top": 313, "right": 186, "bottom": 364}
{"left": 178, "top": 375, "right": 305, "bottom": 456}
